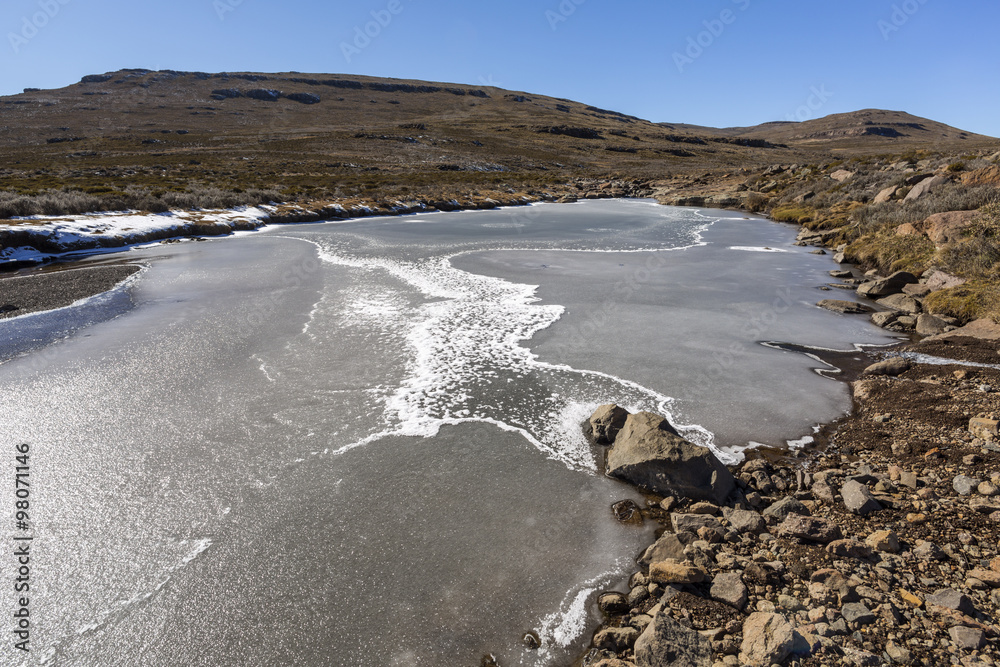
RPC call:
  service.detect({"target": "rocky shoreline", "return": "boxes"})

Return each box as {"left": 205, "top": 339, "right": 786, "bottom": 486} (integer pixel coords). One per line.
{"left": 575, "top": 308, "right": 1000, "bottom": 664}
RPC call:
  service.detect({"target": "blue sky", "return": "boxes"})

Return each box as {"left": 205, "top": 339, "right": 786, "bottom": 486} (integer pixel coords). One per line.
{"left": 2, "top": 0, "right": 998, "bottom": 136}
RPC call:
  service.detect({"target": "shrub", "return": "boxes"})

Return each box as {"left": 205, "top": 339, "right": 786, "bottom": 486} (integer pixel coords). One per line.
{"left": 924, "top": 280, "right": 1000, "bottom": 323}
{"left": 846, "top": 228, "right": 936, "bottom": 274}
{"left": 946, "top": 161, "right": 966, "bottom": 173}
{"left": 771, "top": 205, "right": 814, "bottom": 223}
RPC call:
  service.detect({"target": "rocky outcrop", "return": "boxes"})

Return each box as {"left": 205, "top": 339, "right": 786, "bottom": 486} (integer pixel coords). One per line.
{"left": 602, "top": 409, "right": 735, "bottom": 504}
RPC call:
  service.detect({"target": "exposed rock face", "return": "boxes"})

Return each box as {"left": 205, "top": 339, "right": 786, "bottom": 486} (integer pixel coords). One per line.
{"left": 589, "top": 404, "right": 630, "bottom": 444}
{"left": 634, "top": 610, "right": 713, "bottom": 667}
{"left": 739, "top": 612, "right": 794, "bottom": 667}
{"left": 923, "top": 210, "right": 979, "bottom": 245}
{"left": 817, "top": 299, "right": 873, "bottom": 314}
{"left": 605, "top": 412, "right": 735, "bottom": 504}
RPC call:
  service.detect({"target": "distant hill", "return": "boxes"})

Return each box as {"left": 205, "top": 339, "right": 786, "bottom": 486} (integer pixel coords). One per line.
{"left": 0, "top": 70, "right": 994, "bottom": 203}
{"left": 706, "top": 109, "right": 991, "bottom": 151}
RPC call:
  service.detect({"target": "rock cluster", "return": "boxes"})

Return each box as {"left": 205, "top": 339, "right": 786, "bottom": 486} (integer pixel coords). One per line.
{"left": 579, "top": 346, "right": 1000, "bottom": 667}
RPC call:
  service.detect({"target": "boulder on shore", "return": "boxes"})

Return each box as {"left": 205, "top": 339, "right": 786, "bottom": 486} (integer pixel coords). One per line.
{"left": 857, "top": 271, "right": 918, "bottom": 298}
{"left": 604, "top": 411, "right": 735, "bottom": 504}
{"left": 589, "top": 404, "right": 630, "bottom": 444}
{"left": 817, "top": 299, "right": 873, "bottom": 314}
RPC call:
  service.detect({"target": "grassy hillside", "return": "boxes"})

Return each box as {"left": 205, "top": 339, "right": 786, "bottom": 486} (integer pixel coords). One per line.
{"left": 1, "top": 69, "right": 993, "bottom": 217}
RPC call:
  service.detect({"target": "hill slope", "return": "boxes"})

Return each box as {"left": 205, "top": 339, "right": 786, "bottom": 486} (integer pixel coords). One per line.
{"left": 0, "top": 69, "right": 994, "bottom": 212}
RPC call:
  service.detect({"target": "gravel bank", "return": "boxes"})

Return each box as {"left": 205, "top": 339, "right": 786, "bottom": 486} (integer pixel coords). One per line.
{"left": 0, "top": 264, "right": 141, "bottom": 319}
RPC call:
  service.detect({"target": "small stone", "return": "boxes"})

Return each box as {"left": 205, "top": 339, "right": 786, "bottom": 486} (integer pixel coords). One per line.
{"left": 628, "top": 585, "right": 650, "bottom": 607}
{"left": 612, "top": 499, "right": 643, "bottom": 524}
{"left": 723, "top": 508, "right": 766, "bottom": 535}
{"left": 826, "top": 539, "right": 874, "bottom": 559}
{"left": 953, "top": 475, "right": 981, "bottom": 496}
{"left": 978, "top": 481, "right": 999, "bottom": 496}
{"left": 841, "top": 480, "right": 883, "bottom": 515}
{"left": 885, "top": 640, "right": 913, "bottom": 664}
{"left": 865, "top": 530, "right": 901, "bottom": 553}
{"left": 598, "top": 592, "right": 630, "bottom": 615}
{"left": 688, "top": 501, "right": 720, "bottom": 515}
{"left": 762, "top": 497, "right": 810, "bottom": 522}
{"left": 818, "top": 299, "right": 874, "bottom": 315}
{"left": 913, "top": 540, "right": 946, "bottom": 560}
{"left": 650, "top": 559, "right": 706, "bottom": 585}
{"left": 925, "top": 588, "right": 975, "bottom": 615}
{"left": 777, "top": 514, "right": 843, "bottom": 544}
{"left": 711, "top": 572, "right": 748, "bottom": 611}
{"left": 841, "top": 602, "right": 876, "bottom": 626}
{"left": 948, "top": 625, "right": 985, "bottom": 650}
{"left": 739, "top": 612, "right": 794, "bottom": 667}
{"left": 659, "top": 496, "right": 678, "bottom": 512}
{"left": 594, "top": 626, "right": 640, "bottom": 652}
{"left": 899, "top": 471, "right": 918, "bottom": 489}
{"left": 905, "top": 513, "right": 928, "bottom": 525}
{"left": 863, "top": 358, "right": 911, "bottom": 376}
{"left": 898, "top": 590, "right": 923, "bottom": 608}
{"left": 671, "top": 513, "right": 723, "bottom": 535}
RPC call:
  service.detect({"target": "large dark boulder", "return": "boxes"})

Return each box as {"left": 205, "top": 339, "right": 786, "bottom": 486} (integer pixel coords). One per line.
{"left": 856, "top": 271, "right": 918, "bottom": 298}
{"left": 606, "top": 412, "right": 735, "bottom": 504}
